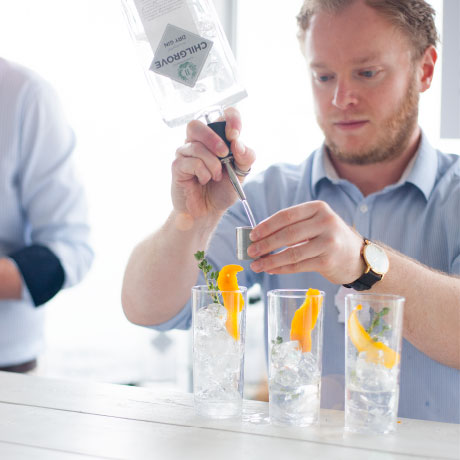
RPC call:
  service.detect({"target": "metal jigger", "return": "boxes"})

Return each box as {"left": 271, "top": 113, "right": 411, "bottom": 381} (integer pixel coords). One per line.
{"left": 236, "top": 226, "right": 253, "bottom": 260}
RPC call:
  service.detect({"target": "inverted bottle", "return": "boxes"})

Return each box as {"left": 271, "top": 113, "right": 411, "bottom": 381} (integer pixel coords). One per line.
{"left": 121, "top": 0, "right": 256, "bottom": 227}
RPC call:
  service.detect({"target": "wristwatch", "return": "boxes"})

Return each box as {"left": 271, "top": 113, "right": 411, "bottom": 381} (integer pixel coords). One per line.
{"left": 343, "top": 238, "right": 389, "bottom": 291}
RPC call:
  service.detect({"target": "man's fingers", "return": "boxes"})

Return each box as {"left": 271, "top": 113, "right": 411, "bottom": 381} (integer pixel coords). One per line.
{"left": 175, "top": 142, "right": 223, "bottom": 181}
{"left": 247, "top": 219, "right": 317, "bottom": 259}
{"left": 232, "top": 140, "right": 255, "bottom": 175}
{"left": 172, "top": 156, "right": 217, "bottom": 186}
{"left": 250, "top": 236, "right": 326, "bottom": 273}
{"left": 224, "top": 107, "right": 242, "bottom": 141}
{"left": 250, "top": 201, "right": 333, "bottom": 242}
{"left": 185, "top": 119, "right": 229, "bottom": 157}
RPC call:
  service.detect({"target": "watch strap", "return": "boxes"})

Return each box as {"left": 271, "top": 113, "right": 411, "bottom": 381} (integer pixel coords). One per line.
{"left": 343, "top": 269, "right": 383, "bottom": 291}
{"left": 343, "top": 237, "right": 384, "bottom": 291}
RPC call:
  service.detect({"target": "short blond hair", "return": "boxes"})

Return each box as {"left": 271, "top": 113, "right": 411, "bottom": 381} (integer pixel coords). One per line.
{"left": 297, "top": 0, "right": 438, "bottom": 59}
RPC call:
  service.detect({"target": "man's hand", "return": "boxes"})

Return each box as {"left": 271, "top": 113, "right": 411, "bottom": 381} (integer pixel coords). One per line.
{"left": 248, "top": 200, "right": 365, "bottom": 284}
{"left": 171, "top": 107, "right": 255, "bottom": 221}
{"left": 122, "top": 107, "right": 254, "bottom": 326}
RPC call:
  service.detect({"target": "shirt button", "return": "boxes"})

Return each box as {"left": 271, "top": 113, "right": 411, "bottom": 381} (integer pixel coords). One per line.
{"left": 360, "top": 204, "right": 368, "bottom": 213}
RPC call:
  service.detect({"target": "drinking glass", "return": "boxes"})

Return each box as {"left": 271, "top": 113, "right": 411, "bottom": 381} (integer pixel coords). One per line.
{"left": 345, "top": 293, "right": 405, "bottom": 434}
{"left": 267, "top": 289, "right": 325, "bottom": 426}
{"left": 192, "top": 285, "right": 247, "bottom": 418}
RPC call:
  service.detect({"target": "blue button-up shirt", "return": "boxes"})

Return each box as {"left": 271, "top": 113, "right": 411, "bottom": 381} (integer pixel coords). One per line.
{"left": 155, "top": 132, "right": 460, "bottom": 423}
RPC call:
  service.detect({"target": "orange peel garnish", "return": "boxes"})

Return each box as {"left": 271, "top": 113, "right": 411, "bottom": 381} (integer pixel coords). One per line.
{"left": 290, "top": 288, "right": 323, "bottom": 352}
{"left": 217, "top": 264, "right": 244, "bottom": 340}
{"left": 348, "top": 304, "right": 400, "bottom": 369}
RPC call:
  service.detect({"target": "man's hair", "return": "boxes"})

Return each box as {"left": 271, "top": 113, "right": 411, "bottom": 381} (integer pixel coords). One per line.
{"left": 297, "top": 0, "right": 438, "bottom": 60}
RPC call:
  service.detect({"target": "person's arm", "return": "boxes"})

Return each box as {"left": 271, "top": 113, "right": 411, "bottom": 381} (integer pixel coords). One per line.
{"left": 9, "top": 74, "right": 93, "bottom": 305}
{"left": 247, "top": 200, "right": 460, "bottom": 369}
{"left": 0, "top": 258, "right": 22, "bottom": 300}
{"left": 371, "top": 246, "right": 460, "bottom": 369}
{"left": 122, "top": 210, "right": 220, "bottom": 326}
{"left": 122, "top": 108, "right": 255, "bottom": 326}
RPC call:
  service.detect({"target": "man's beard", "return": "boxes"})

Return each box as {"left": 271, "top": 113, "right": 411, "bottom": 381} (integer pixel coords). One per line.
{"left": 322, "top": 76, "right": 420, "bottom": 166}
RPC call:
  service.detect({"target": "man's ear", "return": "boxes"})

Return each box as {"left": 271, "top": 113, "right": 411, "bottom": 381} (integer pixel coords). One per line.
{"left": 418, "top": 45, "right": 437, "bottom": 93}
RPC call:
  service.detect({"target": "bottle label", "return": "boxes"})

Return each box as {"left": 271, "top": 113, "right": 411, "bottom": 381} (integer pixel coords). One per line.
{"left": 133, "top": 0, "right": 213, "bottom": 88}
{"left": 150, "top": 24, "right": 213, "bottom": 87}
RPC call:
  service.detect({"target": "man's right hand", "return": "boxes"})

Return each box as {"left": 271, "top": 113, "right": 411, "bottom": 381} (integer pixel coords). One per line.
{"left": 171, "top": 107, "right": 255, "bottom": 222}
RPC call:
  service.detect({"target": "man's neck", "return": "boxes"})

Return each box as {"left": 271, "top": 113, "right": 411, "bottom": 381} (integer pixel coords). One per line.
{"left": 328, "top": 127, "right": 422, "bottom": 196}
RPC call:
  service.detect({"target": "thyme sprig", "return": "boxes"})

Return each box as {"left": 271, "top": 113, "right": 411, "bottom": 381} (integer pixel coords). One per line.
{"left": 194, "top": 251, "right": 221, "bottom": 304}
{"left": 367, "top": 307, "right": 391, "bottom": 339}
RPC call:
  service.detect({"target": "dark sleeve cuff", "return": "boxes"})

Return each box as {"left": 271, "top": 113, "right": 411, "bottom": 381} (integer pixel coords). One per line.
{"left": 9, "top": 245, "right": 65, "bottom": 307}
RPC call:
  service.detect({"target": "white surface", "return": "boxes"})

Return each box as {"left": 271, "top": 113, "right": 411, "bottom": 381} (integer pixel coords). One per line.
{"left": 0, "top": 372, "right": 458, "bottom": 460}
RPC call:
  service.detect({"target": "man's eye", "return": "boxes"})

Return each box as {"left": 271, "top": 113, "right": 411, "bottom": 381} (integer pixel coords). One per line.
{"left": 359, "top": 70, "right": 377, "bottom": 78}
{"left": 318, "top": 75, "right": 333, "bottom": 82}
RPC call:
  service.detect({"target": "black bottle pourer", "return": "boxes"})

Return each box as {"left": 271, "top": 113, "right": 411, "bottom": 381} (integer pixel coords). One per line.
{"left": 207, "top": 120, "right": 247, "bottom": 202}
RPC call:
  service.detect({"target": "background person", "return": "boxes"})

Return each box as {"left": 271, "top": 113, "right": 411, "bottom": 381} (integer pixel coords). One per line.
{"left": 122, "top": 0, "right": 460, "bottom": 423}
{"left": 0, "top": 57, "right": 93, "bottom": 373}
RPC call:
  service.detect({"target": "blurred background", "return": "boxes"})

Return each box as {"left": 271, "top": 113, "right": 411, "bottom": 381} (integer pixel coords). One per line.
{"left": 0, "top": 0, "right": 458, "bottom": 396}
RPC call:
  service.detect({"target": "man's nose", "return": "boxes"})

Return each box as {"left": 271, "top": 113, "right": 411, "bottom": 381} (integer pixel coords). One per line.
{"left": 332, "top": 79, "right": 359, "bottom": 109}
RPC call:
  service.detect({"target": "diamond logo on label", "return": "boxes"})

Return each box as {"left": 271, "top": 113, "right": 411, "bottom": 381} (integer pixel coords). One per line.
{"left": 151, "top": 24, "right": 213, "bottom": 88}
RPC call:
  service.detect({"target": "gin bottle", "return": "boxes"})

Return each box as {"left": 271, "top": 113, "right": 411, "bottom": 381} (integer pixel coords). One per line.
{"left": 122, "top": 0, "right": 256, "bottom": 230}
{"left": 121, "top": 0, "right": 247, "bottom": 127}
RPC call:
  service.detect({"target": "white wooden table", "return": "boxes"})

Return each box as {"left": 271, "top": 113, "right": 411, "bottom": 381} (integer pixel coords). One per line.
{"left": 0, "top": 371, "right": 458, "bottom": 460}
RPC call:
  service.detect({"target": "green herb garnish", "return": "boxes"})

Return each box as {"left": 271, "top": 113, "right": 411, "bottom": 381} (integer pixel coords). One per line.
{"left": 194, "top": 251, "right": 221, "bottom": 304}
{"left": 367, "top": 307, "right": 390, "bottom": 336}
{"left": 271, "top": 336, "right": 283, "bottom": 345}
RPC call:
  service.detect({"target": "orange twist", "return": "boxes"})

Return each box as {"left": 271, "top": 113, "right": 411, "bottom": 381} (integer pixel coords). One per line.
{"left": 290, "top": 288, "right": 323, "bottom": 352}
{"left": 217, "top": 264, "right": 245, "bottom": 340}
{"left": 347, "top": 304, "right": 400, "bottom": 369}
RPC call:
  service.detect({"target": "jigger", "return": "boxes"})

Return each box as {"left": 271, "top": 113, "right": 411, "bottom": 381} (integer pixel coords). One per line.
{"left": 236, "top": 226, "right": 253, "bottom": 260}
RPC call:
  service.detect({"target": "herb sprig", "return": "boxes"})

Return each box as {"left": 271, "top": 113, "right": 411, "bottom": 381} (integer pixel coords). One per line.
{"left": 367, "top": 307, "right": 391, "bottom": 339}
{"left": 194, "top": 251, "right": 221, "bottom": 304}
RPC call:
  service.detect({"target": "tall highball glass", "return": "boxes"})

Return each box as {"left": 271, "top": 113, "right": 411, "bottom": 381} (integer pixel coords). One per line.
{"left": 192, "top": 285, "right": 247, "bottom": 419}
{"left": 268, "top": 289, "right": 324, "bottom": 426}
{"left": 345, "top": 293, "right": 405, "bottom": 434}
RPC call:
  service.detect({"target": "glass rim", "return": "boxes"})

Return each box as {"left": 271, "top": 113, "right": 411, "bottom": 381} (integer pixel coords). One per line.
{"left": 267, "top": 289, "right": 325, "bottom": 298}
{"left": 345, "top": 292, "right": 405, "bottom": 302}
{"left": 192, "top": 285, "right": 247, "bottom": 294}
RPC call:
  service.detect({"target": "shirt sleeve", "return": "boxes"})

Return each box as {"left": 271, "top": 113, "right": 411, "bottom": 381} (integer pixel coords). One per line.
{"left": 8, "top": 245, "right": 64, "bottom": 306}
{"left": 11, "top": 76, "right": 93, "bottom": 297}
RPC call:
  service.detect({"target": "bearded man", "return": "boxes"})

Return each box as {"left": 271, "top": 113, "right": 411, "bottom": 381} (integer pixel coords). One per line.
{"left": 122, "top": 0, "right": 460, "bottom": 423}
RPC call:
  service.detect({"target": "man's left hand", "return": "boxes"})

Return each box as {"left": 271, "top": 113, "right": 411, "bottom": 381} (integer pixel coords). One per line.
{"left": 247, "top": 200, "right": 365, "bottom": 285}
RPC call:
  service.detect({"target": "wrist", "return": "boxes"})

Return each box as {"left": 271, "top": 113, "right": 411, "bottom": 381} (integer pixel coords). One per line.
{"left": 343, "top": 238, "right": 389, "bottom": 291}
{"left": 169, "top": 209, "right": 223, "bottom": 239}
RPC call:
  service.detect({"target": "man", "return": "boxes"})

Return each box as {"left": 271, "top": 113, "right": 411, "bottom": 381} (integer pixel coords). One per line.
{"left": 122, "top": 0, "right": 460, "bottom": 423}
{"left": 0, "top": 58, "right": 93, "bottom": 373}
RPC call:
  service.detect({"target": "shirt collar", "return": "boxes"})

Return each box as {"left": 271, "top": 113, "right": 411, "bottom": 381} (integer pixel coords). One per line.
{"left": 311, "top": 131, "right": 438, "bottom": 201}
{"left": 311, "top": 143, "right": 334, "bottom": 193}
{"left": 403, "top": 131, "right": 438, "bottom": 200}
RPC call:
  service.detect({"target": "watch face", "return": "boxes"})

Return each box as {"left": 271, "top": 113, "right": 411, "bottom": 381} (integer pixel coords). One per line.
{"left": 364, "top": 243, "right": 389, "bottom": 275}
